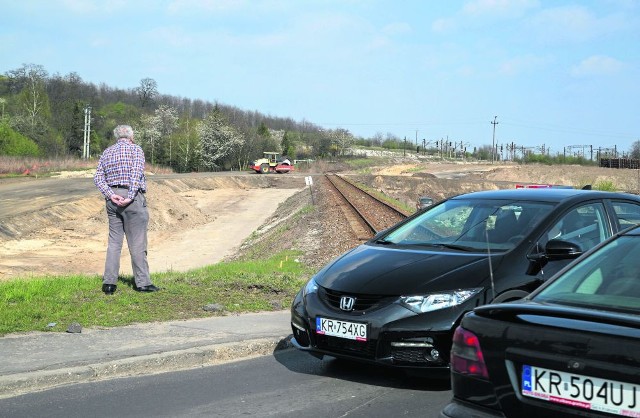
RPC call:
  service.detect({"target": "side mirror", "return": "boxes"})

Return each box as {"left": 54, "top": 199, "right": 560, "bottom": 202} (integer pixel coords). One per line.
{"left": 545, "top": 239, "right": 583, "bottom": 260}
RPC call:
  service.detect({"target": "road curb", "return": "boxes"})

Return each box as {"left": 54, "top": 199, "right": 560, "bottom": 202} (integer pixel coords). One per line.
{"left": 0, "top": 336, "right": 293, "bottom": 399}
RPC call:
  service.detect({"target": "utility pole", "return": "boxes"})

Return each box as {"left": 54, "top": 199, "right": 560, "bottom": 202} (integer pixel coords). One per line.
{"left": 491, "top": 116, "right": 498, "bottom": 164}
{"left": 83, "top": 106, "right": 92, "bottom": 159}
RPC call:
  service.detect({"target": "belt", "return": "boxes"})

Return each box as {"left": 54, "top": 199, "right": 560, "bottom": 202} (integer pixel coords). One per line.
{"left": 111, "top": 185, "right": 145, "bottom": 193}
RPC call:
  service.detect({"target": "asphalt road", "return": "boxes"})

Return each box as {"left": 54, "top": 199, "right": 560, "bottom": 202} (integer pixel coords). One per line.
{"left": 0, "top": 349, "right": 452, "bottom": 418}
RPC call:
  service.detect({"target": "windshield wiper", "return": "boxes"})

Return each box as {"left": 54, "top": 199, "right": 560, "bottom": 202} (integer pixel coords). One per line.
{"left": 405, "top": 242, "right": 476, "bottom": 252}
{"left": 374, "top": 239, "right": 394, "bottom": 245}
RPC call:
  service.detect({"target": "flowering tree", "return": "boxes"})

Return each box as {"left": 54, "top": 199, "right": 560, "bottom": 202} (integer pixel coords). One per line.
{"left": 137, "top": 105, "right": 178, "bottom": 165}
{"left": 197, "top": 110, "right": 243, "bottom": 170}
{"left": 329, "top": 128, "right": 354, "bottom": 156}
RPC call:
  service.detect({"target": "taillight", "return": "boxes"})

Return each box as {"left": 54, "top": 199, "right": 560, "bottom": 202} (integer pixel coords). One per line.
{"left": 450, "top": 326, "right": 489, "bottom": 379}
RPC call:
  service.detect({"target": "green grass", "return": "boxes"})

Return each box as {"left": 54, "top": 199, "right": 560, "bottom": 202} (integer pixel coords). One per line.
{"left": 348, "top": 179, "right": 414, "bottom": 214}
{"left": 0, "top": 251, "right": 310, "bottom": 336}
{"left": 593, "top": 180, "right": 617, "bottom": 191}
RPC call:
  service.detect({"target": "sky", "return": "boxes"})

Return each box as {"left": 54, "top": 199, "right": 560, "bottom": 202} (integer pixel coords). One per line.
{"left": 1, "top": 0, "right": 639, "bottom": 156}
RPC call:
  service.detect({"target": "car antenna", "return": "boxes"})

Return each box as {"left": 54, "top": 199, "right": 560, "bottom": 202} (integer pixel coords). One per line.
{"left": 485, "top": 228, "right": 496, "bottom": 301}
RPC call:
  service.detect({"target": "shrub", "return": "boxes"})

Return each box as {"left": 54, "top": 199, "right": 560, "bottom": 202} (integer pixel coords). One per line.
{"left": 593, "top": 180, "right": 617, "bottom": 191}
{"left": 0, "top": 121, "right": 41, "bottom": 157}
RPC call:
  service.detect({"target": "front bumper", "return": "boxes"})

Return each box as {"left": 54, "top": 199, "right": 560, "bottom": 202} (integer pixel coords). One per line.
{"left": 290, "top": 290, "right": 460, "bottom": 373}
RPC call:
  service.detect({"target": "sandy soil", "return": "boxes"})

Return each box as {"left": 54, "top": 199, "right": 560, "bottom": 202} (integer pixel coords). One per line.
{"left": 0, "top": 179, "right": 302, "bottom": 280}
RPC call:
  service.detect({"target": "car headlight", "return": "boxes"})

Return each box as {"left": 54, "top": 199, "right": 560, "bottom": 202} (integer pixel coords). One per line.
{"left": 303, "top": 278, "right": 319, "bottom": 297}
{"left": 400, "top": 288, "right": 482, "bottom": 313}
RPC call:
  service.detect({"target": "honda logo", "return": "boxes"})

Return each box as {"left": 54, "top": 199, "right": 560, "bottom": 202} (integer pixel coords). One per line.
{"left": 340, "top": 296, "right": 356, "bottom": 311}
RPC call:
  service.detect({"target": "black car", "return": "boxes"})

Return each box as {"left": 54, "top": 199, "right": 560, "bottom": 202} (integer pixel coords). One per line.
{"left": 441, "top": 225, "right": 640, "bottom": 418}
{"left": 290, "top": 188, "right": 640, "bottom": 373}
{"left": 417, "top": 196, "right": 435, "bottom": 210}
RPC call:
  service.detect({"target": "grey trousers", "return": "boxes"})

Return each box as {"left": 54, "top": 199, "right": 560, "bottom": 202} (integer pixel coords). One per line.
{"left": 102, "top": 191, "right": 151, "bottom": 287}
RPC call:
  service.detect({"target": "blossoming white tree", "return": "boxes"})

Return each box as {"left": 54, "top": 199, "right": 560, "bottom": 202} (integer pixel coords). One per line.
{"left": 197, "top": 110, "right": 243, "bottom": 170}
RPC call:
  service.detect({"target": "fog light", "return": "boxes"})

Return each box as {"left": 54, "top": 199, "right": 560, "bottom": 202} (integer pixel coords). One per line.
{"left": 424, "top": 348, "right": 441, "bottom": 362}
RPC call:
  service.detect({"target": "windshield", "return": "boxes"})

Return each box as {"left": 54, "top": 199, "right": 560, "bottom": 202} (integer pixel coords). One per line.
{"left": 534, "top": 235, "right": 640, "bottom": 315}
{"left": 380, "top": 198, "right": 554, "bottom": 251}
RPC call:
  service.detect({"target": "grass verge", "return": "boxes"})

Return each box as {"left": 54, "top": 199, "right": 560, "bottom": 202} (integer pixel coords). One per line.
{"left": 0, "top": 250, "right": 310, "bottom": 336}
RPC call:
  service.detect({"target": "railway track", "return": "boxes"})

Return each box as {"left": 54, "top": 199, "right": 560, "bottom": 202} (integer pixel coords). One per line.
{"left": 325, "top": 173, "right": 409, "bottom": 238}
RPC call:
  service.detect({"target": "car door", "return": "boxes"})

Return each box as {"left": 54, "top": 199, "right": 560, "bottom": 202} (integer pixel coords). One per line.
{"left": 532, "top": 202, "right": 610, "bottom": 280}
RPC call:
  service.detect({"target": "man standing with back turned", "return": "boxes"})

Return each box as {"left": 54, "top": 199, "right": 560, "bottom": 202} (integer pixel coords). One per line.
{"left": 94, "top": 124, "right": 159, "bottom": 294}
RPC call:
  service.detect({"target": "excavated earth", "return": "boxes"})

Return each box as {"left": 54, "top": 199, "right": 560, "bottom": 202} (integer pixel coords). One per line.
{"left": 1, "top": 160, "right": 639, "bottom": 280}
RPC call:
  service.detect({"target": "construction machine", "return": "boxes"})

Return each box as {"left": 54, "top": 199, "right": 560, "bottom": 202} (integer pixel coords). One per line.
{"left": 249, "top": 152, "right": 294, "bottom": 174}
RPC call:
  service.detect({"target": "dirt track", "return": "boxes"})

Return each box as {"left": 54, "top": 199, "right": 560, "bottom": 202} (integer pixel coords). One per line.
{"left": 2, "top": 161, "right": 638, "bottom": 281}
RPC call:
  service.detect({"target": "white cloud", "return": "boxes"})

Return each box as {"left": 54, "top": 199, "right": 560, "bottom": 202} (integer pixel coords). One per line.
{"left": 528, "top": 5, "right": 632, "bottom": 44}
{"left": 570, "top": 55, "right": 624, "bottom": 77}
{"left": 382, "top": 22, "right": 411, "bottom": 36}
{"left": 462, "top": 0, "right": 539, "bottom": 18}
{"left": 499, "top": 54, "right": 550, "bottom": 76}
{"left": 456, "top": 65, "right": 475, "bottom": 77}
{"left": 167, "top": 0, "right": 245, "bottom": 14}
{"left": 166, "top": 0, "right": 288, "bottom": 16}
{"left": 61, "top": 0, "right": 128, "bottom": 14}
{"left": 432, "top": 0, "right": 538, "bottom": 33}
{"left": 431, "top": 17, "right": 457, "bottom": 33}
{"left": 146, "top": 26, "right": 195, "bottom": 48}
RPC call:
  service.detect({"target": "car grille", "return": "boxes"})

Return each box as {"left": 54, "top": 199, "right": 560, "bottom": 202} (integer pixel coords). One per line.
{"left": 391, "top": 347, "right": 430, "bottom": 363}
{"left": 315, "top": 334, "right": 377, "bottom": 358}
{"left": 319, "top": 287, "right": 393, "bottom": 312}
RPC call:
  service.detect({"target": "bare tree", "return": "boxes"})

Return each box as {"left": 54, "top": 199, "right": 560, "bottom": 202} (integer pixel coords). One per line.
{"left": 631, "top": 141, "right": 640, "bottom": 160}
{"left": 135, "top": 78, "right": 158, "bottom": 108}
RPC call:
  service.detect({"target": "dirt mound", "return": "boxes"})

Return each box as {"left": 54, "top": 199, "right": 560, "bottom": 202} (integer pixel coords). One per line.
{"left": 0, "top": 174, "right": 304, "bottom": 280}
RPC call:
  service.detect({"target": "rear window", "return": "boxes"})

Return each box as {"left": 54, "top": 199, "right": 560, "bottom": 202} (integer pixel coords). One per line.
{"left": 611, "top": 201, "right": 640, "bottom": 229}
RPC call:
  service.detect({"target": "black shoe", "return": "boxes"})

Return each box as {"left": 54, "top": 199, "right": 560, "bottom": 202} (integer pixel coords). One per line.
{"left": 134, "top": 284, "right": 160, "bottom": 292}
{"left": 102, "top": 284, "right": 117, "bottom": 295}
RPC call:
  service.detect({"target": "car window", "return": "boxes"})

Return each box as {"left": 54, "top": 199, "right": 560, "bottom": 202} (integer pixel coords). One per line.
{"left": 382, "top": 199, "right": 554, "bottom": 251}
{"left": 611, "top": 201, "right": 640, "bottom": 230}
{"left": 541, "top": 203, "right": 608, "bottom": 252}
{"left": 534, "top": 235, "right": 640, "bottom": 314}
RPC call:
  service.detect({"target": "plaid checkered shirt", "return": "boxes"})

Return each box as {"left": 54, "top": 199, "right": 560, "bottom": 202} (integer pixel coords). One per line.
{"left": 94, "top": 139, "right": 147, "bottom": 200}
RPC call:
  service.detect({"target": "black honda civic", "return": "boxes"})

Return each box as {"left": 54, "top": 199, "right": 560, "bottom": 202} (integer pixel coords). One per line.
{"left": 290, "top": 188, "right": 640, "bottom": 373}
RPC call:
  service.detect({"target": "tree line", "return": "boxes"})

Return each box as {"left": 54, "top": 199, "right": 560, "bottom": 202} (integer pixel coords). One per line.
{"left": 4, "top": 64, "right": 636, "bottom": 171}
{"left": 0, "top": 63, "right": 362, "bottom": 172}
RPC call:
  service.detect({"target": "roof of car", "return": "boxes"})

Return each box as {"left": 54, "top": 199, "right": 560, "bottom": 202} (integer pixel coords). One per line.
{"left": 450, "top": 188, "right": 640, "bottom": 203}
